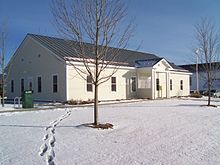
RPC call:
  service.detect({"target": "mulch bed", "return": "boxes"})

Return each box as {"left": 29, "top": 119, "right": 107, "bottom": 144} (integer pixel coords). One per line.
{"left": 83, "top": 123, "right": 114, "bottom": 129}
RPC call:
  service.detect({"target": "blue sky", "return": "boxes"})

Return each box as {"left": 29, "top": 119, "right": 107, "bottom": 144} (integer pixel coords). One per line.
{"left": 0, "top": 0, "right": 220, "bottom": 65}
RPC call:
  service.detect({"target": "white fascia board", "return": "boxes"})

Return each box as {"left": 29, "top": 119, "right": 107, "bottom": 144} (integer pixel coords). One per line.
{"left": 137, "top": 67, "right": 153, "bottom": 71}
{"left": 152, "top": 58, "right": 173, "bottom": 69}
{"left": 169, "top": 70, "right": 192, "bottom": 75}
{"left": 66, "top": 61, "right": 135, "bottom": 70}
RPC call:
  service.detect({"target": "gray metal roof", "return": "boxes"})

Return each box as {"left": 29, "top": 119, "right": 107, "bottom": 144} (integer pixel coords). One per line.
{"left": 135, "top": 58, "right": 163, "bottom": 68}
{"left": 135, "top": 58, "right": 188, "bottom": 72}
{"left": 28, "top": 33, "right": 160, "bottom": 67}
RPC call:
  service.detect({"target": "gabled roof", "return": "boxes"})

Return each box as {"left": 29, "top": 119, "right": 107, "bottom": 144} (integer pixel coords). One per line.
{"left": 135, "top": 58, "right": 189, "bottom": 72}
{"left": 28, "top": 33, "right": 159, "bottom": 67}
{"left": 135, "top": 58, "right": 163, "bottom": 68}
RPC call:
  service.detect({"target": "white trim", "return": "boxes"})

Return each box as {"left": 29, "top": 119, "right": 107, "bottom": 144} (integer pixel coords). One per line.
{"left": 66, "top": 61, "right": 135, "bottom": 70}
{"left": 152, "top": 58, "right": 173, "bottom": 69}
{"left": 169, "top": 71, "right": 192, "bottom": 75}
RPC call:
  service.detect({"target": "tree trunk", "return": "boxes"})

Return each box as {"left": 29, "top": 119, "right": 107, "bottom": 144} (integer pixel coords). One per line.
{"left": 1, "top": 32, "right": 5, "bottom": 107}
{"left": 94, "top": 83, "right": 98, "bottom": 125}
{"left": 207, "top": 73, "right": 211, "bottom": 106}
{"left": 1, "top": 74, "right": 4, "bottom": 107}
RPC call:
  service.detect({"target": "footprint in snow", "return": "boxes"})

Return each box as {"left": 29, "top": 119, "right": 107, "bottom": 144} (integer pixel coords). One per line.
{"left": 52, "top": 123, "right": 58, "bottom": 127}
{"left": 46, "top": 154, "right": 54, "bottom": 164}
{"left": 46, "top": 148, "right": 55, "bottom": 164}
{"left": 45, "top": 126, "right": 52, "bottom": 131}
{"left": 51, "top": 127, "right": 55, "bottom": 134}
{"left": 39, "top": 143, "right": 48, "bottom": 156}
{"left": 47, "top": 160, "right": 55, "bottom": 165}
{"left": 50, "top": 120, "right": 57, "bottom": 125}
{"left": 48, "top": 148, "right": 55, "bottom": 158}
{"left": 49, "top": 136, "right": 56, "bottom": 147}
{"left": 43, "top": 134, "right": 48, "bottom": 141}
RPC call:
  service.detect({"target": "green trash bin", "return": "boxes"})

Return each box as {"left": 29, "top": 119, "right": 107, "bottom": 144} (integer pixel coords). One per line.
{"left": 22, "top": 90, "right": 33, "bottom": 108}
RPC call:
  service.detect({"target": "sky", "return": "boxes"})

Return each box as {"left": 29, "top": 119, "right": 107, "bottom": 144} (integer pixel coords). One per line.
{"left": 0, "top": 0, "right": 220, "bottom": 65}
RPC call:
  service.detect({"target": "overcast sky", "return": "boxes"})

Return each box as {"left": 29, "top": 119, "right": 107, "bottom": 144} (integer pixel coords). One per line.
{"left": 1, "top": 0, "right": 220, "bottom": 65}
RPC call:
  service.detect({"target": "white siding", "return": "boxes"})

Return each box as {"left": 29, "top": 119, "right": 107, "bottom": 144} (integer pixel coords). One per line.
{"left": 7, "top": 36, "right": 67, "bottom": 101}
{"left": 66, "top": 64, "right": 134, "bottom": 101}
{"left": 170, "top": 72, "right": 190, "bottom": 97}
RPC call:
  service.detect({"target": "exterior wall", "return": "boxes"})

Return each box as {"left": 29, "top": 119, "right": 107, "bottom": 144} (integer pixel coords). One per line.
{"left": 6, "top": 35, "right": 191, "bottom": 102}
{"left": 67, "top": 63, "right": 134, "bottom": 101}
{"left": 169, "top": 72, "right": 190, "bottom": 97}
{"left": 7, "top": 36, "right": 67, "bottom": 102}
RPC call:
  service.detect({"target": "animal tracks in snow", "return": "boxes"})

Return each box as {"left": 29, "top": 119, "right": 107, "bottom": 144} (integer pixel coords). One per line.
{"left": 38, "top": 109, "right": 71, "bottom": 165}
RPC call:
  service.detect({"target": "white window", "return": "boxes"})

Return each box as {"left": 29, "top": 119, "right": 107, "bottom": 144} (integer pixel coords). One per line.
{"left": 87, "top": 75, "right": 93, "bottom": 92}
{"left": 111, "top": 77, "right": 116, "bottom": 92}
{"left": 170, "top": 79, "right": 172, "bottom": 91}
{"left": 138, "top": 76, "right": 151, "bottom": 88}
{"left": 180, "top": 80, "right": 183, "bottom": 90}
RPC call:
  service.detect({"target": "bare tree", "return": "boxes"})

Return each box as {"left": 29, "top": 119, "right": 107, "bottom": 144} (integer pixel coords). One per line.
{"left": 51, "top": 0, "right": 134, "bottom": 126}
{"left": 0, "top": 21, "right": 7, "bottom": 107}
{"left": 194, "top": 18, "right": 220, "bottom": 106}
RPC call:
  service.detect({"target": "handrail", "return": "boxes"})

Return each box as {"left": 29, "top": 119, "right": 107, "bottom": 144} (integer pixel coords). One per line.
{"left": 14, "top": 97, "right": 22, "bottom": 108}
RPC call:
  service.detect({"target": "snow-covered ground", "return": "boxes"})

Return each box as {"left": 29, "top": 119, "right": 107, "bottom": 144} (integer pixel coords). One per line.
{"left": 0, "top": 98, "right": 220, "bottom": 165}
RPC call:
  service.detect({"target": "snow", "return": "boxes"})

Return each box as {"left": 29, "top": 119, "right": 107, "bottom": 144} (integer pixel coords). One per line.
{"left": 0, "top": 98, "right": 220, "bottom": 165}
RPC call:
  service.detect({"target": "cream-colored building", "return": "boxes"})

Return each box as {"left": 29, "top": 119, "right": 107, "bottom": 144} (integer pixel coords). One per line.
{"left": 6, "top": 34, "right": 191, "bottom": 102}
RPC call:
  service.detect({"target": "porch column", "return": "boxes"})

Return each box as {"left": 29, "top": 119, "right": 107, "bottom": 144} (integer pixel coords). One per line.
{"left": 166, "top": 72, "right": 170, "bottom": 98}
{"left": 151, "top": 70, "right": 156, "bottom": 99}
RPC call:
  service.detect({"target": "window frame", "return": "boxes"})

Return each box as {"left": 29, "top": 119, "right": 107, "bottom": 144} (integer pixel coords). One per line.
{"left": 11, "top": 80, "right": 14, "bottom": 93}
{"left": 180, "top": 80, "right": 183, "bottom": 90}
{"left": 87, "top": 75, "right": 93, "bottom": 92}
{"left": 111, "top": 77, "right": 116, "bottom": 92}
{"left": 170, "top": 79, "right": 172, "bottom": 91}
{"left": 21, "top": 78, "right": 24, "bottom": 94}
{"left": 52, "top": 74, "right": 58, "bottom": 93}
{"left": 156, "top": 78, "right": 160, "bottom": 91}
{"left": 37, "top": 76, "right": 42, "bottom": 93}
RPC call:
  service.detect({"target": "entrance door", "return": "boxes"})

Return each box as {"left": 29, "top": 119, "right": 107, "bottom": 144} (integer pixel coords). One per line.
{"left": 156, "top": 73, "right": 167, "bottom": 98}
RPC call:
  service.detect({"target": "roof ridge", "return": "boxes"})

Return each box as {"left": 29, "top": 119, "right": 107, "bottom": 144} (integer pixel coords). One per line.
{"left": 27, "top": 33, "right": 159, "bottom": 56}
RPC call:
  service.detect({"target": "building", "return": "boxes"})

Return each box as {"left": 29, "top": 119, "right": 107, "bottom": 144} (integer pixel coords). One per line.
{"left": 6, "top": 34, "right": 191, "bottom": 102}
{"left": 179, "top": 63, "right": 220, "bottom": 93}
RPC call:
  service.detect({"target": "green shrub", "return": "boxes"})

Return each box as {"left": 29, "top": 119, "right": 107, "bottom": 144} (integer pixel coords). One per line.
{"left": 66, "top": 99, "right": 94, "bottom": 105}
{"left": 190, "top": 92, "right": 202, "bottom": 98}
